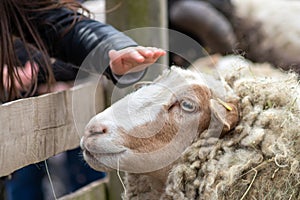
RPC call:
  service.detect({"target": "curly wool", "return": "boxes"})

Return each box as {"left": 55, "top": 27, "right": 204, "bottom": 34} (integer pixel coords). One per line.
{"left": 163, "top": 63, "right": 300, "bottom": 199}
{"left": 123, "top": 58, "right": 300, "bottom": 200}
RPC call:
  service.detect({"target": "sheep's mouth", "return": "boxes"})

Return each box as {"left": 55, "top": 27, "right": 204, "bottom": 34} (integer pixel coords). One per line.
{"left": 83, "top": 149, "right": 126, "bottom": 171}
{"left": 83, "top": 149, "right": 126, "bottom": 158}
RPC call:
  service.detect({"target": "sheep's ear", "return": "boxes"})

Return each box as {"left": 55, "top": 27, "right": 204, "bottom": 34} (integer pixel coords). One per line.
{"left": 209, "top": 99, "right": 239, "bottom": 137}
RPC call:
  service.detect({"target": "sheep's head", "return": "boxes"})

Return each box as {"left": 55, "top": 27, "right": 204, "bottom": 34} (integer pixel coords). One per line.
{"left": 80, "top": 67, "right": 239, "bottom": 176}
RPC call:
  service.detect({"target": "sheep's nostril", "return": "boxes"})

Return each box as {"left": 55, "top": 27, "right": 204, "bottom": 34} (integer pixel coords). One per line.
{"left": 89, "top": 131, "right": 104, "bottom": 136}
{"left": 85, "top": 125, "right": 108, "bottom": 137}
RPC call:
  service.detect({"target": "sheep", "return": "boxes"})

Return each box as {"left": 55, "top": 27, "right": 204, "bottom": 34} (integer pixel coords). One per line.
{"left": 169, "top": 0, "right": 300, "bottom": 74}
{"left": 80, "top": 55, "right": 300, "bottom": 199}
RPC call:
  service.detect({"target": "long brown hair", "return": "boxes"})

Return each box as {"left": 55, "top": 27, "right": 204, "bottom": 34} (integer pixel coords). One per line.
{"left": 0, "top": 0, "right": 88, "bottom": 102}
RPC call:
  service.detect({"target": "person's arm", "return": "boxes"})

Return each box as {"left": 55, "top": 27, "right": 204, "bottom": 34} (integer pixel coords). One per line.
{"left": 32, "top": 8, "right": 148, "bottom": 87}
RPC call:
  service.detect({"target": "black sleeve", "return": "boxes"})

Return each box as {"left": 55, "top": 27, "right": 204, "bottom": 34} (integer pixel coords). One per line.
{"left": 31, "top": 8, "right": 146, "bottom": 87}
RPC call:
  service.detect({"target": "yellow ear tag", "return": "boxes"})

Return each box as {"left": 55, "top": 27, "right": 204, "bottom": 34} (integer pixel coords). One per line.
{"left": 217, "top": 98, "right": 233, "bottom": 111}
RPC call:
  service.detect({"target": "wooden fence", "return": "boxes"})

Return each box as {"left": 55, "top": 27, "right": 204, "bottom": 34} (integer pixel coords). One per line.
{"left": 0, "top": 82, "right": 108, "bottom": 199}
{"left": 0, "top": 82, "right": 104, "bottom": 177}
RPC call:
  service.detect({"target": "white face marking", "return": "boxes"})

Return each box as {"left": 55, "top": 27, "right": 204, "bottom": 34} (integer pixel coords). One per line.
{"left": 115, "top": 84, "right": 173, "bottom": 132}
{"left": 91, "top": 67, "right": 208, "bottom": 136}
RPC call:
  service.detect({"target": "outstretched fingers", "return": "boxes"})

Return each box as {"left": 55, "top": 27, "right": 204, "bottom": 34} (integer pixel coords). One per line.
{"left": 109, "top": 46, "right": 166, "bottom": 75}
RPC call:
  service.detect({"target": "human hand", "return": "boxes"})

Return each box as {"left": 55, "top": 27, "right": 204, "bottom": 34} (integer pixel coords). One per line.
{"left": 3, "top": 61, "right": 38, "bottom": 91}
{"left": 108, "top": 46, "right": 166, "bottom": 75}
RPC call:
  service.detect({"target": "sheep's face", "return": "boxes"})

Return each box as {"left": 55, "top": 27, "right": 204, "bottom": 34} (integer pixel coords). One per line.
{"left": 80, "top": 67, "right": 238, "bottom": 174}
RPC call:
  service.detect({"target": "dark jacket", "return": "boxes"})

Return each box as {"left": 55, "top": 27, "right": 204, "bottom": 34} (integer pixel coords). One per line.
{"left": 16, "top": 8, "right": 146, "bottom": 87}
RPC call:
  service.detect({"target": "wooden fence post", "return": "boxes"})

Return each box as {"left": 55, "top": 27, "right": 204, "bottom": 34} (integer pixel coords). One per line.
{"left": 105, "top": 1, "right": 168, "bottom": 199}
{"left": 106, "top": 0, "right": 168, "bottom": 67}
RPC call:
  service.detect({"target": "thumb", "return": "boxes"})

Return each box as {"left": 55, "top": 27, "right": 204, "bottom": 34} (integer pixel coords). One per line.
{"left": 108, "top": 49, "right": 119, "bottom": 61}
{"left": 109, "top": 49, "right": 124, "bottom": 74}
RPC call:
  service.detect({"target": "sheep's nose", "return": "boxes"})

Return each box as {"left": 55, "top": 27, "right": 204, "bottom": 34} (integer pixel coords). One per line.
{"left": 81, "top": 124, "right": 109, "bottom": 150}
{"left": 84, "top": 124, "right": 108, "bottom": 138}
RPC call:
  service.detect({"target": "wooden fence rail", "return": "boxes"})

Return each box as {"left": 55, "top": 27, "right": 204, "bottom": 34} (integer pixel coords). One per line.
{"left": 58, "top": 177, "right": 109, "bottom": 200}
{"left": 0, "top": 83, "right": 105, "bottom": 177}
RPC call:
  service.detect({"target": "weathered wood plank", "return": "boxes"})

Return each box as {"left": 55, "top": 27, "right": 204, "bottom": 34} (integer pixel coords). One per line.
{"left": 0, "top": 83, "right": 105, "bottom": 177}
{"left": 58, "top": 177, "right": 108, "bottom": 200}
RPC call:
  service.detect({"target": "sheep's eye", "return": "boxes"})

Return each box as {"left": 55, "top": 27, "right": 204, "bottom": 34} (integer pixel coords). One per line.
{"left": 180, "top": 100, "right": 196, "bottom": 112}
